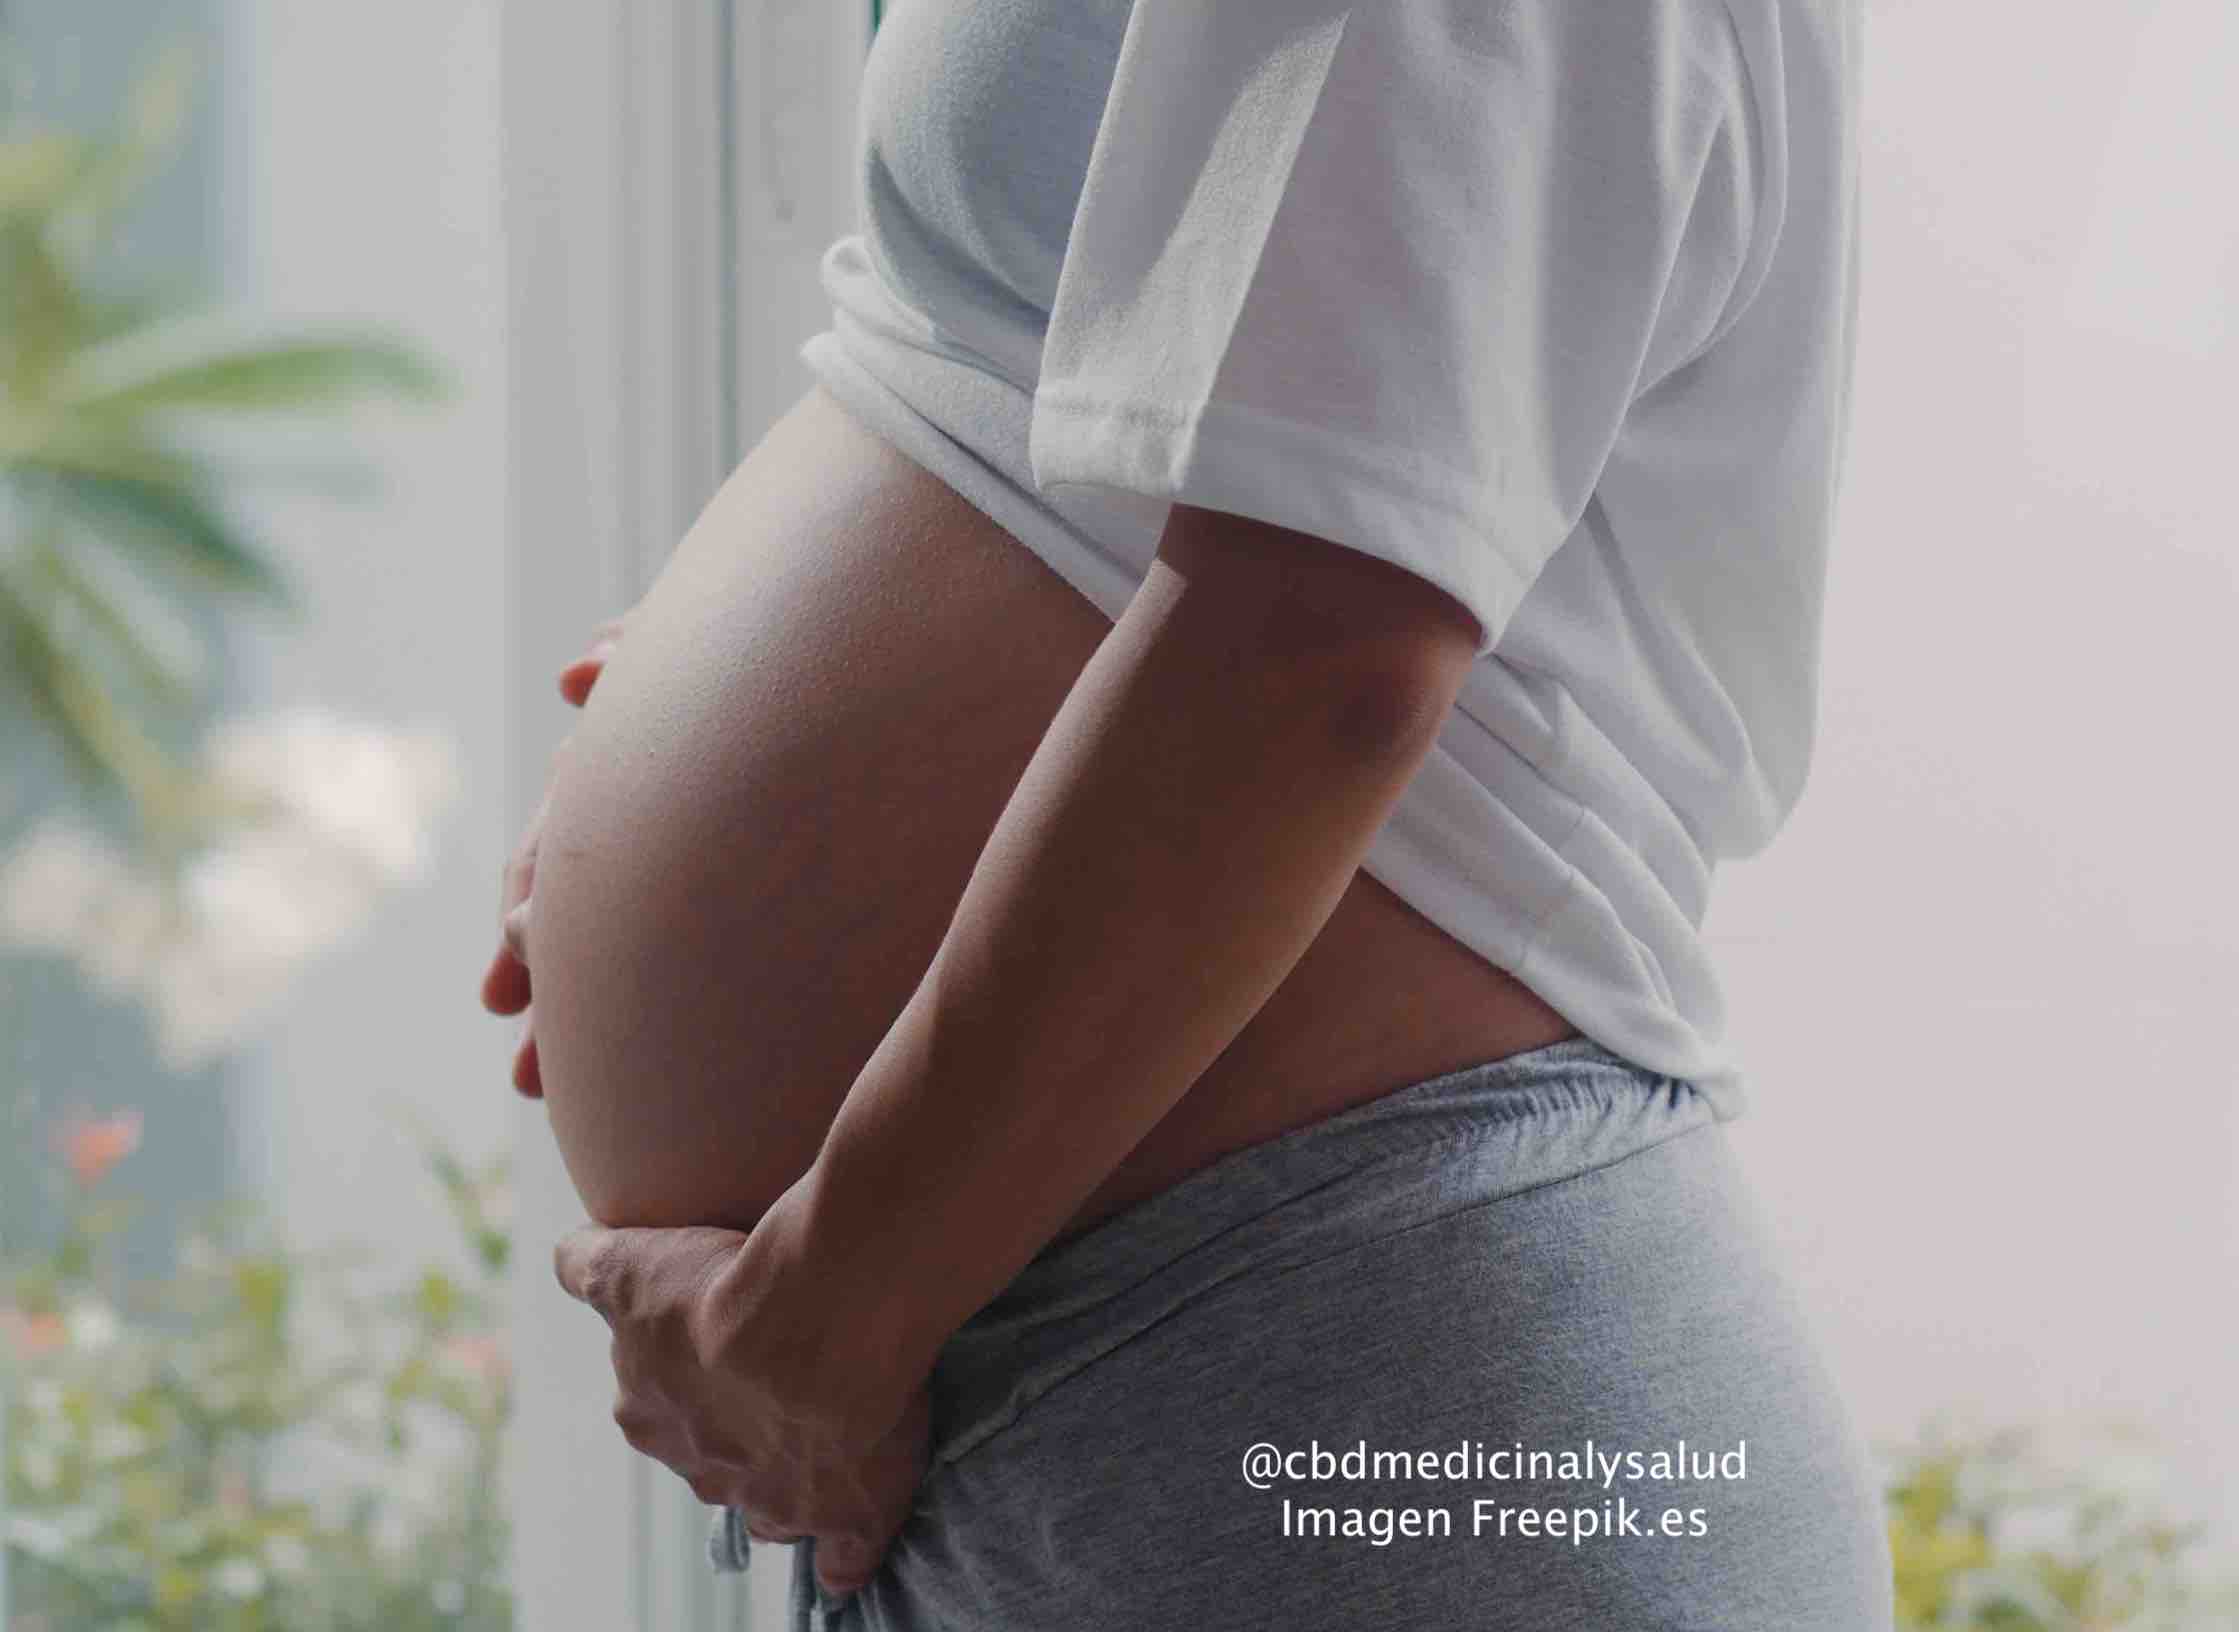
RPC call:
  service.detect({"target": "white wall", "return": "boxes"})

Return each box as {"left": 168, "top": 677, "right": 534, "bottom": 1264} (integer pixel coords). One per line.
{"left": 1718, "top": 0, "right": 2239, "bottom": 1540}
{"left": 217, "top": 0, "right": 515, "bottom": 1271}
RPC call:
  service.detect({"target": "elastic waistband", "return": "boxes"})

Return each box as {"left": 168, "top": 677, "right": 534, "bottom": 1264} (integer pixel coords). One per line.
{"left": 930, "top": 1034, "right": 1712, "bottom": 1468}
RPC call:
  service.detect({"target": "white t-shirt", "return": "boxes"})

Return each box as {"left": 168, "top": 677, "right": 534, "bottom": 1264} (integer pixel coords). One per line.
{"left": 801, "top": 0, "right": 1863, "bottom": 1117}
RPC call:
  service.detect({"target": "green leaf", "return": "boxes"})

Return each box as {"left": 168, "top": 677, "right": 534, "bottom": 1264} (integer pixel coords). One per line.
{"left": 62, "top": 332, "right": 451, "bottom": 418}
{"left": 179, "top": 443, "right": 387, "bottom": 504}
{"left": 40, "top": 39, "right": 199, "bottom": 261}
{"left": 413, "top": 1270, "right": 461, "bottom": 1330}
{"left": 425, "top": 1145, "right": 470, "bottom": 1205}
{"left": 2, "top": 405, "right": 201, "bottom": 488}
{"left": 1, "top": 218, "right": 101, "bottom": 390}
{"left": 79, "top": 287, "right": 178, "bottom": 349}
{"left": 15, "top": 460, "right": 295, "bottom": 609}
{"left": 232, "top": 1259, "right": 292, "bottom": 1336}
{"left": 26, "top": 532, "right": 207, "bottom": 709}
{"left": 120, "top": 40, "right": 199, "bottom": 171}
{"left": 0, "top": 133, "right": 91, "bottom": 216}
{"left": 0, "top": 568, "right": 159, "bottom": 806}
{"left": 472, "top": 1228, "right": 510, "bottom": 1277}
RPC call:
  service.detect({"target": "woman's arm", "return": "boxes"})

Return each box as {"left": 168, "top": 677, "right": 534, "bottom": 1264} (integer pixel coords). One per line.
{"left": 769, "top": 499, "right": 1482, "bottom": 1366}
{"left": 556, "top": 500, "right": 1481, "bottom": 1594}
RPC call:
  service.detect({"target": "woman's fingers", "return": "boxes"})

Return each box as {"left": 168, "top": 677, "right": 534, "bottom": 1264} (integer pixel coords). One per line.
{"left": 483, "top": 789, "right": 548, "bottom": 1017}
{"left": 500, "top": 797, "right": 547, "bottom": 927}
{"left": 482, "top": 941, "right": 531, "bottom": 1016}
{"left": 559, "top": 618, "right": 626, "bottom": 707}
{"left": 485, "top": 898, "right": 534, "bottom": 1009}
{"left": 511, "top": 1025, "right": 544, "bottom": 1099}
{"left": 502, "top": 898, "right": 532, "bottom": 965}
{"left": 557, "top": 651, "right": 608, "bottom": 707}
{"left": 499, "top": 804, "right": 543, "bottom": 924}
{"left": 489, "top": 611, "right": 626, "bottom": 1084}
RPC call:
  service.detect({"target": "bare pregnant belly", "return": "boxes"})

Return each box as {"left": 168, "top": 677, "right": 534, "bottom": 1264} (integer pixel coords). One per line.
{"left": 528, "top": 385, "right": 1578, "bottom": 1238}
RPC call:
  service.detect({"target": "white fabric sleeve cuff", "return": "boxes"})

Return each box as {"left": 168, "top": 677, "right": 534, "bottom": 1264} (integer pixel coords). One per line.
{"left": 1031, "top": 386, "right": 1559, "bottom": 660}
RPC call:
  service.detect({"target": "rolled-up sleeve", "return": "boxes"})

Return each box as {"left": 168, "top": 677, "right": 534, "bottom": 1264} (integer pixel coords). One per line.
{"left": 1027, "top": 0, "right": 1764, "bottom": 657}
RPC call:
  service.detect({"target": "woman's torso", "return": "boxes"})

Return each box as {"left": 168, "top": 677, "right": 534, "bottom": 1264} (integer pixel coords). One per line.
{"left": 528, "top": 386, "right": 1576, "bottom": 1239}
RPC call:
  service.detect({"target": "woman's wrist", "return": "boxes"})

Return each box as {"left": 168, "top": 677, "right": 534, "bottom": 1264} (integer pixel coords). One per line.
{"left": 699, "top": 1160, "right": 950, "bottom": 1458}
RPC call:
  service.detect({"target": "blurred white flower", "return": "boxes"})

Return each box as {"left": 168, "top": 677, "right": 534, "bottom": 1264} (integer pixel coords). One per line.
{"left": 0, "top": 705, "right": 459, "bottom": 1070}
{"left": 205, "top": 705, "right": 457, "bottom": 884}
{"left": 334, "top": 1378, "right": 386, "bottom": 1437}
{"left": 0, "top": 824, "right": 170, "bottom": 997}
{"left": 64, "top": 1297, "right": 122, "bottom": 1353}
{"left": 17, "top": 1444, "right": 61, "bottom": 1496}
{"left": 1968, "top": 1416, "right": 2193, "bottom": 1567}
{"left": 2, "top": 1508, "right": 88, "bottom": 1558}
{"left": 211, "top": 1556, "right": 267, "bottom": 1600}
{"left": 1989, "top": 1495, "right": 2080, "bottom": 1559}
{"left": 2021, "top": 1415, "right": 2175, "bottom": 1511}
{"left": 90, "top": 1421, "right": 152, "bottom": 1464}
{"left": 263, "top": 1532, "right": 313, "bottom": 1577}
{"left": 0, "top": 823, "right": 104, "bottom": 948}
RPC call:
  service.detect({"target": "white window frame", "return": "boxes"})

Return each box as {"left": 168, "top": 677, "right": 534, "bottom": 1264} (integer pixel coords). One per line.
{"left": 498, "top": 3, "right": 868, "bottom": 1627}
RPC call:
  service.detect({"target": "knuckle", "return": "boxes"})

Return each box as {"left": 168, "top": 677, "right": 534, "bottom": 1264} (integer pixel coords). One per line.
{"left": 556, "top": 1233, "right": 623, "bottom": 1315}
{"left": 579, "top": 1240, "right": 620, "bottom": 1309}
{"left": 611, "top": 1402, "right": 652, "bottom": 1448}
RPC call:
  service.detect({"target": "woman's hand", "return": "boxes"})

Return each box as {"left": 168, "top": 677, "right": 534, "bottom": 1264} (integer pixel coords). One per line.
{"left": 553, "top": 1179, "right": 934, "bottom": 1600}
{"left": 480, "top": 616, "right": 628, "bottom": 1097}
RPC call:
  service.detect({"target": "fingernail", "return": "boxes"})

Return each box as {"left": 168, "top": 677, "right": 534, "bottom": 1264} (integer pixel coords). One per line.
{"left": 819, "top": 1539, "right": 869, "bottom": 1598}
{"left": 512, "top": 1032, "right": 542, "bottom": 1097}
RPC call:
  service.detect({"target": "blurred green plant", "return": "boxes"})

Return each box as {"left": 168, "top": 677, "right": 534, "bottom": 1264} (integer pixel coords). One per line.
{"left": 1, "top": 28, "right": 495, "bottom": 1629}
{"left": 3, "top": 1118, "right": 513, "bottom": 1631}
{"left": 1882, "top": 1419, "right": 2239, "bottom": 1629}
{"left": 1, "top": 35, "right": 448, "bottom": 866}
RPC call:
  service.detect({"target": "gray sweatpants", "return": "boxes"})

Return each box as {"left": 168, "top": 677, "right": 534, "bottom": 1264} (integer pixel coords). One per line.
{"left": 713, "top": 1036, "right": 1894, "bottom": 1629}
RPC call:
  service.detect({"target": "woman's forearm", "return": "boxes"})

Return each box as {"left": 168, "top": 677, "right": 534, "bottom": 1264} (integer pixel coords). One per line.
{"left": 787, "top": 507, "right": 1470, "bottom": 1373}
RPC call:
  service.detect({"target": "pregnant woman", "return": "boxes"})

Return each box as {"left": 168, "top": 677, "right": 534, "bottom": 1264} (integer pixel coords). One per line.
{"left": 483, "top": 2, "right": 1891, "bottom": 1627}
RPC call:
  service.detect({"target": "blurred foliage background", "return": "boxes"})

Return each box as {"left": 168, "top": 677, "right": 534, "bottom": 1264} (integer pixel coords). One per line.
{"left": 0, "top": 34, "right": 442, "bottom": 856}
{"left": 5, "top": 1127, "right": 512, "bottom": 1631}
{"left": 3, "top": 25, "right": 503, "bottom": 1631}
